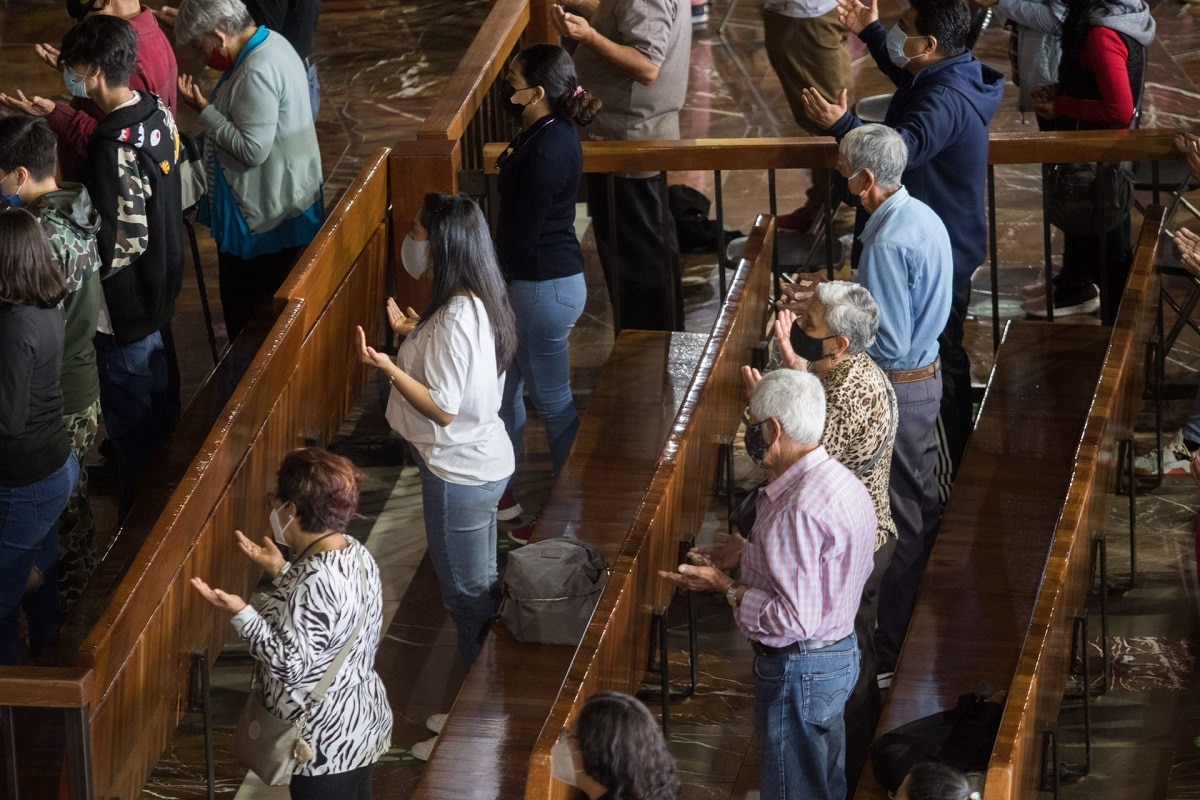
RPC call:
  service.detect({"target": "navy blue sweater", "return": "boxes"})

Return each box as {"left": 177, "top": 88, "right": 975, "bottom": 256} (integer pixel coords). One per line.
{"left": 495, "top": 115, "right": 584, "bottom": 283}
{"left": 830, "top": 21, "right": 1005, "bottom": 285}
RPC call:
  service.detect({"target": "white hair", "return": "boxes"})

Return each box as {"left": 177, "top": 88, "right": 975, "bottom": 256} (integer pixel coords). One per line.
{"left": 175, "top": 0, "right": 254, "bottom": 43}
{"left": 815, "top": 281, "right": 880, "bottom": 355}
{"left": 840, "top": 124, "right": 908, "bottom": 191}
{"left": 749, "top": 369, "right": 825, "bottom": 446}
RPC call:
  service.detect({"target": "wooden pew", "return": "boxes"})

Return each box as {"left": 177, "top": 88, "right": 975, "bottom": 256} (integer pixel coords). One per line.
{"left": 0, "top": 149, "right": 392, "bottom": 799}
{"left": 853, "top": 209, "right": 1164, "bottom": 800}
{"left": 410, "top": 215, "right": 775, "bottom": 800}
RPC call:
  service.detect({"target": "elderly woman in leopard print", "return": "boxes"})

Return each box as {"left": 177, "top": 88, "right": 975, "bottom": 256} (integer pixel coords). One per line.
{"left": 744, "top": 279, "right": 897, "bottom": 791}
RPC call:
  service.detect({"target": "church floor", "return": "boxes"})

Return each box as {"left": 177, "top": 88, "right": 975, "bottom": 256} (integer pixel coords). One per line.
{"left": 5, "top": 0, "right": 1200, "bottom": 795}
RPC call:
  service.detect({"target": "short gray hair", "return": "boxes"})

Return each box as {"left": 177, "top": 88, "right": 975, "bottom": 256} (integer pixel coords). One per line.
{"left": 749, "top": 369, "right": 825, "bottom": 446}
{"left": 815, "top": 281, "right": 879, "bottom": 355}
{"left": 176, "top": 0, "right": 254, "bottom": 44}
{"left": 840, "top": 124, "right": 908, "bottom": 191}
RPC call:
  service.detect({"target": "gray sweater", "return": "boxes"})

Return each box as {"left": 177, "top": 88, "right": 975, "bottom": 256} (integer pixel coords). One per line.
{"left": 199, "top": 29, "right": 321, "bottom": 234}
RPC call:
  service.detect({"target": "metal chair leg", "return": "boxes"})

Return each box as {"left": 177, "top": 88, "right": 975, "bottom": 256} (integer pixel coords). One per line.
{"left": 183, "top": 216, "right": 220, "bottom": 364}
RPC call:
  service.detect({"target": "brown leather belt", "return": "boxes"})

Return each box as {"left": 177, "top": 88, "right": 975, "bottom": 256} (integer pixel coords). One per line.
{"left": 886, "top": 357, "right": 941, "bottom": 384}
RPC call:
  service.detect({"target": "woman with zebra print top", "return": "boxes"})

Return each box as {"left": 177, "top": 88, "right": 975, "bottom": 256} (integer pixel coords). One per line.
{"left": 192, "top": 448, "right": 392, "bottom": 799}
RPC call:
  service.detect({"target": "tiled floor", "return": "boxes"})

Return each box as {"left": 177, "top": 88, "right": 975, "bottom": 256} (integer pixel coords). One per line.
{"left": 5, "top": 0, "right": 1200, "bottom": 795}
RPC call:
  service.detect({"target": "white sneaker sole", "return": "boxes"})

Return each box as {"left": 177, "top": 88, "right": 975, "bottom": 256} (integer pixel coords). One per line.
{"left": 1023, "top": 295, "right": 1100, "bottom": 317}
{"left": 496, "top": 502, "right": 523, "bottom": 522}
{"left": 425, "top": 713, "right": 448, "bottom": 734}
{"left": 411, "top": 735, "right": 438, "bottom": 761}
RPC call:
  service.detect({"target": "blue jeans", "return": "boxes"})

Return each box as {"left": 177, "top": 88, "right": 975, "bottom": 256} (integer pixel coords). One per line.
{"left": 754, "top": 634, "right": 859, "bottom": 800}
{"left": 94, "top": 331, "right": 172, "bottom": 514}
{"left": 0, "top": 454, "right": 79, "bottom": 665}
{"left": 411, "top": 448, "right": 508, "bottom": 667}
{"left": 501, "top": 274, "right": 586, "bottom": 476}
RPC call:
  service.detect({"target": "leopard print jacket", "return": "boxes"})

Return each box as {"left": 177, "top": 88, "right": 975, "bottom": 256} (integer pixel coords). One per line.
{"left": 820, "top": 353, "right": 898, "bottom": 549}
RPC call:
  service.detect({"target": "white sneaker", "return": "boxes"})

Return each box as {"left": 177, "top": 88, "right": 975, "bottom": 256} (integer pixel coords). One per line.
{"left": 425, "top": 713, "right": 448, "bottom": 734}
{"left": 1134, "top": 431, "right": 1192, "bottom": 476}
{"left": 411, "top": 735, "right": 438, "bottom": 761}
{"left": 876, "top": 671, "right": 894, "bottom": 691}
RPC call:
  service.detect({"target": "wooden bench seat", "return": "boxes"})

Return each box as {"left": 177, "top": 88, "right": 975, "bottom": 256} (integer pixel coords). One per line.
{"left": 855, "top": 210, "right": 1164, "bottom": 799}
{"left": 412, "top": 216, "right": 776, "bottom": 800}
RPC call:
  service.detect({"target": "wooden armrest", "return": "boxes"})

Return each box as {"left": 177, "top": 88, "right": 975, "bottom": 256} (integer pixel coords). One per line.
{"left": 0, "top": 667, "right": 94, "bottom": 708}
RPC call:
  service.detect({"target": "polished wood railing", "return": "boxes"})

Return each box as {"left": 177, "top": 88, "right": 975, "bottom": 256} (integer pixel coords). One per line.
{"left": 0, "top": 149, "right": 391, "bottom": 799}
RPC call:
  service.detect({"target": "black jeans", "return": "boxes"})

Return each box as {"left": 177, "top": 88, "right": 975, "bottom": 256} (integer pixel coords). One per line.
{"left": 1057, "top": 215, "right": 1133, "bottom": 325}
{"left": 586, "top": 172, "right": 683, "bottom": 332}
{"left": 217, "top": 245, "right": 304, "bottom": 343}
{"left": 290, "top": 764, "right": 374, "bottom": 800}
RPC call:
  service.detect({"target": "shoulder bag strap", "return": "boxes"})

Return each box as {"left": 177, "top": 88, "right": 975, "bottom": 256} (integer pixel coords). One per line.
{"left": 305, "top": 546, "right": 370, "bottom": 709}
{"left": 854, "top": 389, "right": 896, "bottom": 480}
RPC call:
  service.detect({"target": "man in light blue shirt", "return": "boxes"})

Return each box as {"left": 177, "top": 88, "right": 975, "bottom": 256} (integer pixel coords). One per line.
{"left": 838, "top": 124, "right": 952, "bottom": 682}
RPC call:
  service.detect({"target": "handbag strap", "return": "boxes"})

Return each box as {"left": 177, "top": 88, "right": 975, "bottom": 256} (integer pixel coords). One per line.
{"left": 854, "top": 390, "right": 896, "bottom": 480}
{"left": 304, "top": 545, "right": 369, "bottom": 710}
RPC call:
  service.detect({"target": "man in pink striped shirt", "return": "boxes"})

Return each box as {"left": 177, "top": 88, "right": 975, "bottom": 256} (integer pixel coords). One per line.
{"left": 662, "top": 368, "right": 877, "bottom": 800}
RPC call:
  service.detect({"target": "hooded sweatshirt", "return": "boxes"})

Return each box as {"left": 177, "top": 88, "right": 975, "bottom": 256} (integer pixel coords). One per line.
{"left": 85, "top": 92, "right": 184, "bottom": 344}
{"left": 1054, "top": 0, "right": 1154, "bottom": 128}
{"left": 28, "top": 183, "right": 102, "bottom": 415}
{"left": 829, "top": 21, "right": 1006, "bottom": 284}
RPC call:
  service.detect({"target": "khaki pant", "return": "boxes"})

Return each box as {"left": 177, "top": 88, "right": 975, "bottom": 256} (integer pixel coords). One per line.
{"left": 764, "top": 7, "right": 854, "bottom": 209}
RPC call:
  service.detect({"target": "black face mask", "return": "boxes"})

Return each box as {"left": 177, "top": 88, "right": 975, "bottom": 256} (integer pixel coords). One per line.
{"left": 789, "top": 324, "right": 838, "bottom": 364}
{"left": 744, "top": 420, "right": 772, "bottom": 467}
{"left": 499, "top": 80, "right": 527, "bottom": 119}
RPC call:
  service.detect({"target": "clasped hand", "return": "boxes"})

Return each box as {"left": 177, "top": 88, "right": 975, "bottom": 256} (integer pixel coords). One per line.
{"left": 657, "top": 532, "right": 746, "bottom": 593}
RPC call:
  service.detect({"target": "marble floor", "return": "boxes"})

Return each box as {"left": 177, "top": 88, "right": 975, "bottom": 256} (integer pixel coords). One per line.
{"left": 4, "top": 0, "right": 1200, "bottom": 795}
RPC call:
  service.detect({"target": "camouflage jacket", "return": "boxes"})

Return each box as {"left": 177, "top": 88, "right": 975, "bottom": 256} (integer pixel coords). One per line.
{"left": 28, "top": 184, "right": 102, "bottom": 414}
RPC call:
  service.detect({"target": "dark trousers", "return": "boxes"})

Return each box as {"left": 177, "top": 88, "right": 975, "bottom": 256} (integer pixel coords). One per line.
{"left": 586, "top": 172, "right": 683, "bottom": 332}
{"left": 1057, "top": 215, "right": 1133, "bottom": 325}
{"left": 844, "top": 536, "right": 897, "bottom": 796}
{"left": 289, "top": 764, "right": 373, "bottom": 800}
{"left": 217, "top": 245, "right": 303, "bottom": 342}
{"left": 876, "top": 373, "right": 944, "bottom": 673}
{"left": 937, "top": 282, "right": 973, "bottom": 479}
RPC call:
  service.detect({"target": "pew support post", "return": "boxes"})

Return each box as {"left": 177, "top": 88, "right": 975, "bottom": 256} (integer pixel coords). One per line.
{"left": 0, "top": 666, "right": 95, "bottom": 800}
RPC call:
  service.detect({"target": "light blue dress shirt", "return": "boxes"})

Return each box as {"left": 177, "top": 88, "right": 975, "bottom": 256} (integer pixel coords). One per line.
{"left": 856, "top": 187, "right": 953, "bottom": 372}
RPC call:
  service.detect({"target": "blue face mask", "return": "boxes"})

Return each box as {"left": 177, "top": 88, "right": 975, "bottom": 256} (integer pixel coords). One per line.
{"left": 63, "top": 66, "right": 90, "bottom": 99}
{"left": 0, "top": 173, "right": 23, "bottom": 209}
{"left": 886, "top": 24, "right": 921, "bottom": 68}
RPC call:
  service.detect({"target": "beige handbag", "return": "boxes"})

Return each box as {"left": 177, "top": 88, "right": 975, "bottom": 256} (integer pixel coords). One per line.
{"left": 232, "top": 549, "right": 368, "bottom": 785}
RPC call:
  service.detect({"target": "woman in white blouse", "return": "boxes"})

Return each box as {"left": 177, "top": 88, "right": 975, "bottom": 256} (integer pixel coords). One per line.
{"left": 356, "top": 192, "right": 517, "bottom": 668}
{"left": 192, "top": 448, "right": 392, "bottom": 798}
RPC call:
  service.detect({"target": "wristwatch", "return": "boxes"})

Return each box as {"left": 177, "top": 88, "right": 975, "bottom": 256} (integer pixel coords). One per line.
{"left": 725, "top": 581, "right": 741, "bottom": 607}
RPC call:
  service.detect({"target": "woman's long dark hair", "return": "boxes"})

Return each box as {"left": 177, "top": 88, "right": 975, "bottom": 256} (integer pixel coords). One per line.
{"left": 516, "top": 43, "right": 603, "bottom": 126}
{"left": 420, "top": 192, "right": 517, "bottom": 374}
{"left": 0, "top": 208, "right": 66, "bottom": 309}
{"left": 1061, "top": 0, "right": 1112, "bottom": 56}
{"left": 575, "top": 692, "right": 678, "bottom": 800}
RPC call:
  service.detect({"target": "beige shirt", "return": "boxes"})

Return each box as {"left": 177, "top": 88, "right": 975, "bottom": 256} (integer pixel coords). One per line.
{"left": 820, "top": 353, "right": 898, "bottom": 550}
{"left": 573, "top": 0, "right": 691, "bottom": 143}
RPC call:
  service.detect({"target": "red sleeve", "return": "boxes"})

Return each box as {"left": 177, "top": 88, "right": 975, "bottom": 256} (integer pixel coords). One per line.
{"left": 1054, "top": 28, "right": 1135, "bottom": 127}
{"left": 45, "top": 101, "right": 98, "bottom": 159}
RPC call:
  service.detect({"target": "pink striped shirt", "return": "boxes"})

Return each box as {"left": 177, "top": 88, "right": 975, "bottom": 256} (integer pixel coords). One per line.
{"left": 734, "top": 446, "right": 877, "bottom": 647}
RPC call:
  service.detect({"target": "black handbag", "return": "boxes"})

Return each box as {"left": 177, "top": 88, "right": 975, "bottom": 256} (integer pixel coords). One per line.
{"left": 1045, "top": 161, "right": 1132, "bottom": 236}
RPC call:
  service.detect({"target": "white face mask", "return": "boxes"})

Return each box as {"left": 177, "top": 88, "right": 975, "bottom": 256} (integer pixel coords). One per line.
{"left": 401, "top": 233, "right": 432, "bottom": 280}
{"left": 269, "top": 504, "right": 294, "bottom": 547}
{"left": 550, "top": 732, "right": 580, "bottom": 786}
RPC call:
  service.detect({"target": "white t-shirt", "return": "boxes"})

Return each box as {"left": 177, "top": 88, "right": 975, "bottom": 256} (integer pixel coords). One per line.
{"left": 385, "top": 294, "right": 514, "bottom": 485}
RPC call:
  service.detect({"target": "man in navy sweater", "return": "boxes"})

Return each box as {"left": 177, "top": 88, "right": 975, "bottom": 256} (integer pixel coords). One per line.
{"left": 801, "top": 0, "right": 1003, "bottom": 678}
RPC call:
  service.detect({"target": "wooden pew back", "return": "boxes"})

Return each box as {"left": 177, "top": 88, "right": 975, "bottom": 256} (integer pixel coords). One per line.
{"left": 523, "top": 217, "right": 776, "bottom": 800}
{"left": 0, "top": 149, "right": 392, "bottom": 798}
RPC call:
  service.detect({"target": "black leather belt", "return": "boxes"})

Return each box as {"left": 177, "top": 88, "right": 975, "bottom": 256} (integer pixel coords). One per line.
{"left": 750, "top": 637, "right": 841, "bottom": 656}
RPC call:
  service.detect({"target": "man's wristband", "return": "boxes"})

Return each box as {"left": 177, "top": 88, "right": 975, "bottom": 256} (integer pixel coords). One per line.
{"left": 725, "top": 581, "right": 741, "bottom": 607}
